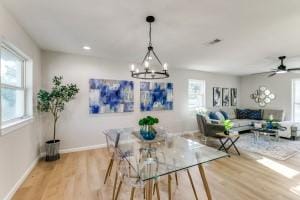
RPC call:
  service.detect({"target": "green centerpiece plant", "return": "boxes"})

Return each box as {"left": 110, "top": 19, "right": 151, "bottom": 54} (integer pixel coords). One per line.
{"left": 37, "top": 76, "right": 79, "bottom": 161}
{"left": 139, "top": 116, "right": 159, "bottom": 140}
{"left": 223, "top": 119, "right": 233, "bottom": 135}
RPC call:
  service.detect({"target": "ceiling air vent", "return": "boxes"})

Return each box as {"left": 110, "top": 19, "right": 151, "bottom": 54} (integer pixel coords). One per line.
{"left": 204, "top": 38, "right": 222, "bottom": 46}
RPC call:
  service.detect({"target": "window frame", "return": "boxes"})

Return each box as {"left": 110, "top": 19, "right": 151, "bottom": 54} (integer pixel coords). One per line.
{"left": 292, "top": 79, "right": 300, "bottom": 122}
{"left": 1, "top": 43, "right": 28, "bottom": 127}
{"left": 188, "top": 79, "right": 206, "bottom": 112}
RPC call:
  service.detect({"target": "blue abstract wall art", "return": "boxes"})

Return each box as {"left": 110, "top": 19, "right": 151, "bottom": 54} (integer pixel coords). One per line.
{"left": 140, "top": 82, "right": 173, "bottom": 111}
{"left": 89, "top": 79, "right": 134, "bottom": 114}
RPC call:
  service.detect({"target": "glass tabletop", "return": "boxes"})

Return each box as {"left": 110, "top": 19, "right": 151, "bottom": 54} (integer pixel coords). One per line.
{"left": 103, "top": 128, "right": 228, "bottom": 181}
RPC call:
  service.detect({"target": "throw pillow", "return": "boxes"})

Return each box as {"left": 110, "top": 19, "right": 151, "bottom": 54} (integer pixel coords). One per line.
{"left": 215, "top": 111, "right": 225, "bottom": 121}
{"left": 236, "top": 109, "right": 248, "bottom": 119}
{"left": 220, "top": 110, "right": 229, "bottom": 120}
{"left": 247, "top": 109, "right": 262, "bottom": 120}
{"left": 209, "top": 112, "right": 219, "bottom": 120}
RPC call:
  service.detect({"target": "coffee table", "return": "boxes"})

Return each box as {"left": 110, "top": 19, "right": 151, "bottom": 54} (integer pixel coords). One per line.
{"left": 252, "top": 128, "right": 280, "bottom": 143}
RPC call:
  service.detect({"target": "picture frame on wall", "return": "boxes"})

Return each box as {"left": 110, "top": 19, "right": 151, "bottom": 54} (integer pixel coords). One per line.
{"left": 231, "top": 88, "right": 237, "bottom": 106}
{"left": 222, "top": 88, "right": 230, "bottom": 106}
{"left": 213, "top": 87, "right": 222, "bottom": 107}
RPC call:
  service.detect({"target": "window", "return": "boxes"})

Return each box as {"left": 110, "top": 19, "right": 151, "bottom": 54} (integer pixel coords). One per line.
{"left": 1, "top": 44, "right": 27, "bottom": 126}
{"left": 292, "top": 79, "right": 300, "bottom": 122}
{"left": 188, "top": 79, "right": 205, "bottom": 111}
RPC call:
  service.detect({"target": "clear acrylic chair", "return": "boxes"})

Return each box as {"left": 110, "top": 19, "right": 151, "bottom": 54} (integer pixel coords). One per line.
{"left": 103, "top": 128, "right": 132, "bottom": 184}
{"left": 113, "top": 143, "right": 161, "bottom": 200}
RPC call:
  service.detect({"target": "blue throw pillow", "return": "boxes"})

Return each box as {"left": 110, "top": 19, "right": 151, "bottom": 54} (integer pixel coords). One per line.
{"left": 236, "top": 109, "right": 248, "bottom": 119}
{"left": 209, "top": 112, "right": 219, "bottom": 120}
{"left": 247, "top": 109, "right": 262, "bottom": 120}
{"left": 220, "top": 111, "right": 229, "bottom": 120}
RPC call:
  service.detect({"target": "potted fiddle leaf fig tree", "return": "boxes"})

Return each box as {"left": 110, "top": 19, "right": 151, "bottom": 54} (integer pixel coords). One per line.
{"left": 37, "top": 76, "right": 79, "bottom": 161}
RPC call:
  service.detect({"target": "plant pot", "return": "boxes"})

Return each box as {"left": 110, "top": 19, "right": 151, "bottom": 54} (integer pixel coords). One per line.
{"left": 140, "top": 125, "right": 156, "bottom": 140}
{"left": 45, "top": 140, "right": 60, "bottom": 161}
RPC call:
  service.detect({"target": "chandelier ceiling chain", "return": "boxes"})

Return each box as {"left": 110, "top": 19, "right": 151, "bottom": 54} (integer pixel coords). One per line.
{"left": 130, "top": 16, "right": 169, "bottom": 79}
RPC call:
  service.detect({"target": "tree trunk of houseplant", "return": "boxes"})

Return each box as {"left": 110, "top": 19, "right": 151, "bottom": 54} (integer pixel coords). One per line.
{"left": 45, "top": 117, "right": 60, "bottom": 161}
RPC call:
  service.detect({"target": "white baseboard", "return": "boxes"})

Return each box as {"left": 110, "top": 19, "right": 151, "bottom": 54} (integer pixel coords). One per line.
{"left": 3, "top": 156, "right": 39, "bottom": 200}
{"left": 40, "top": 143, "right": 107, "bottom": 157}
{"left": 59, "top": 143, "right": 106, "bottom": 154}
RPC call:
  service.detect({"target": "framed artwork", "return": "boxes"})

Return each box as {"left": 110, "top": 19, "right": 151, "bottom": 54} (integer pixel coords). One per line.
{"left": 231, "top": 88, "right": 237, "bottom": 106}
{"left": 140, "top": 82, "right": 173, "bottom": 111}
{"left": 222, "top": 88, "right": 230, "bottom": 106}
{"left": 213, "top": 87, "right": 221, "bottom": 107}
{"left": 89, "top": 79, "right": 134, "bottom": 114}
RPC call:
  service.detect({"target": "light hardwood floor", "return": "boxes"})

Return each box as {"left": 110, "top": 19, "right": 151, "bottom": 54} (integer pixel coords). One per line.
{"left": 12, "top": 137, "right": 300, "bottom": 200}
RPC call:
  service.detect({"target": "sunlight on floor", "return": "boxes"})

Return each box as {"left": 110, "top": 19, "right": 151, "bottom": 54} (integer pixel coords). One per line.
{"left": 290, "top": 185, "right": 300, "bottom": 196}
{"left": 257, "top": 157, "right": 299, "bottom": 179}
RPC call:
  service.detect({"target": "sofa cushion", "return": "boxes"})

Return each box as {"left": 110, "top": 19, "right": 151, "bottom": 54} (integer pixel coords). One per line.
{"left": 209, "top": 112, "right": 219, "bottom": 120}
{"left": 236, "top": 109, "right": 248, "bottom": 119}
{"left": 247, "top": 109, "right": 262, "bottom": 120}
{"left": 221, "top": 108, "right": 236, "bottom": 119}
{"left": 232, "top": 119, "right": 253, "bottom": 127}
{"left": 263, "top": 109, "right": 284, "bottom": 121}
{"left": 215, "top": 111, "right": 225, "bottom": 121}
{"left": 220, "top": 111, "right": 229, "bottom": 120}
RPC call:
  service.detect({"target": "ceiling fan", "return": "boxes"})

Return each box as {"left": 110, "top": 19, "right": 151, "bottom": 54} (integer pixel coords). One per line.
{"left": 267, "top": 56, "right": 300, "bottom": 77}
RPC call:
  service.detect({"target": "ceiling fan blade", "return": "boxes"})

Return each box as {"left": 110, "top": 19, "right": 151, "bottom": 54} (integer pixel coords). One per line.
{"left": 268, "top": 73, "right": 277, "bottom": 77}
{"left": 288, "top": 68, "right": 300, "bottom": 71}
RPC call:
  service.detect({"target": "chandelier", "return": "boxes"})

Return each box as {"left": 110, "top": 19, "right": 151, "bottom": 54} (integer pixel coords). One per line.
{"left": 130, "top": 16, "right": 169, "bottom": 79}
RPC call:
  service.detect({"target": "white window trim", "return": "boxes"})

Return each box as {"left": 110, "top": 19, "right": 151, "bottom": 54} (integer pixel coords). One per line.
{"left": 1, "top": 116, "right": 33, "bottom": 136}
{"left": 292, "top": 79, "right": 300, "bottom": 122}
{"left": 0, "top": 41, "right": 33, "bottom": 135}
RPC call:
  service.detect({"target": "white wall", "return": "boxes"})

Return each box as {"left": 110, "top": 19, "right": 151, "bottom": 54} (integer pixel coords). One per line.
{"left": 240, "top": 73, "right": 300, "bottom": 120}
{"left": 0, "top": 3, "right": 42, "bottom": 200}
{"left": 41, "top": 50, "right": 240, "bottom": 150}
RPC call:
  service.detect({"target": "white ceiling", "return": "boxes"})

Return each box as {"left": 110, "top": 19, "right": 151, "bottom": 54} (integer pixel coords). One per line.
{"left": 2, "top": 0, "right": 300, "bottom": 75}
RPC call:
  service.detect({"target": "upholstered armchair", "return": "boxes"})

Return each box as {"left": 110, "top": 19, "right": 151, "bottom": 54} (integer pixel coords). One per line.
{"left": 196, "top": 114, "right": 225, "bottom": 138}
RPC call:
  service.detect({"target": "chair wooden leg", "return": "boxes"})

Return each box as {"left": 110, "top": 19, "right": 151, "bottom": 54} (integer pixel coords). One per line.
{"left": 104, "top": 158, "right": 114, "bottom": 184}
{"left": 130, "top": 187, "right": 136, "bottom": 200}
{"left": 147, "top": 179, "right": 153, "bottom": 200}
{"left": 153, "top": 182, "right": 156, "bottom": 195}
{"left": 187, "top": 169, "right": 198, "bottom": 200}
{"left": 144, "top": 188, "right": 146, "bottom": 199}
{"left": 198, "top": 164, "right": 212, "bottom": 200}
{"left": 175, "top": 172, "right": 179, "bottom": 186}
{"left": 155, "top": 181, "right": 161, "bottom": 200}
{"left": 114, "top": 180, "right": 123, "bottom": 200}
{"left": 168, "top": 174, "right": 172, "bottom": 200}
{"left": 108, "top": 159, "right": 115, "bottom": 176}
{"left": 112, "top": 171, "right": 118, "bottom": 200}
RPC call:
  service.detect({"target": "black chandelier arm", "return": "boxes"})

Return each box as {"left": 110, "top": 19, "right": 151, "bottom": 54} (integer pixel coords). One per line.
{"left": 151, "top": 49, "right": 163, "bottom": 65}
{"left": 131, "top": 70, "right": 169, "bottom": 79}
{"left": 149, "top": 22, "right": 152, "bottom": 46}
{"left": 141, "top": 49, "right": 151, "bottom": 65}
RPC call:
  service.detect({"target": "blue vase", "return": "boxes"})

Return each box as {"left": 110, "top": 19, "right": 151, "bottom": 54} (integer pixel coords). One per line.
{"left": 266, "top": 121, "right": 273, "bottom": 129}
{"left": 140, "top": 126, "right": 156, "bottom": 140}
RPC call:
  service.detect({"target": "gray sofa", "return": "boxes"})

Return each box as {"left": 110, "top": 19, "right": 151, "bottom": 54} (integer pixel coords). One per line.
{"left": 198, "top": 108, "right": 300, "bottom": 139}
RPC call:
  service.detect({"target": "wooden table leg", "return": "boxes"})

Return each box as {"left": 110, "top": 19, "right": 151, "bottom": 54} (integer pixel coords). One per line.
{"left": 187, "top": 169, "right": 198, "bottom": 200}
{"left": 168, "top": 174, "right": 172, "bottom": 200}
{"left": 130, "top": 187, "right": 136, "bottom": 200}
{"left": 198, "top": 164, "right": 212, "bottom": 200}
{"left": 112, "top": 171, "right": 118, "bottom": 200}
{"left": 175, "top": 172, "right": 179, "bottom": 186}
{"left": 155, "top": 181, "right": 161, "bottom": 200}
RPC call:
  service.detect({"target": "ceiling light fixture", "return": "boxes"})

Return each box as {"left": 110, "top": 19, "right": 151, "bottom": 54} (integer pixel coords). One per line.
{"left": 130, "top": 16, "right": 169, "bottom": 79}
{"left": 83, "top": 46, "right": 91, "bottom": 50}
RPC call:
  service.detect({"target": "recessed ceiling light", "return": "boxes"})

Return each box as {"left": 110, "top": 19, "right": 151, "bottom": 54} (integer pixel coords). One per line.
{"left": 83, "top": 46, "right": 91, "bottom": 50}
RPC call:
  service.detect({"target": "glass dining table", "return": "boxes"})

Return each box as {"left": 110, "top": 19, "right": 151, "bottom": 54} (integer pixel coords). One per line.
{"left": 104, "top": 128, "right": 228, "bottom": 200}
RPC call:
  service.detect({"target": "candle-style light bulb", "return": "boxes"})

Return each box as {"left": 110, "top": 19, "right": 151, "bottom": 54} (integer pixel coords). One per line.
{"left": 131, "top": 64, "right": 135, "bottom": 71}
{"left": 148, "top": 56, "right": 153, "bottom": 60}
{"left": 151, "top": 70, "right": 155, "bottom": 74}
{"left": 163, "top": 63, "right": 168, "bottom": 70}
{"left": 135, "top": 68, "right": 139, "bottom": 73}
{"left": 145, "top": 61, "right": 149, "bottom": 69}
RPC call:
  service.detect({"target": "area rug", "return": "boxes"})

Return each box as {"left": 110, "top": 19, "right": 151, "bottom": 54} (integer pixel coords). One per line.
{"left": 236, "top": 133, "right": 300, "bottom": 160}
